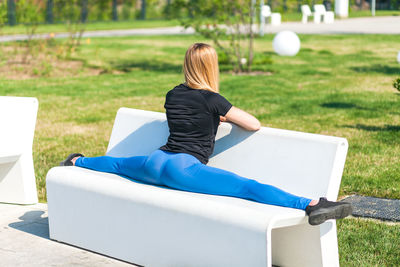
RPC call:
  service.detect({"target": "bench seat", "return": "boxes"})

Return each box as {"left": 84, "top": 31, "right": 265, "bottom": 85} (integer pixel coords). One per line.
{"left": 47, "top": 166, "right": 309, "bottom": 266}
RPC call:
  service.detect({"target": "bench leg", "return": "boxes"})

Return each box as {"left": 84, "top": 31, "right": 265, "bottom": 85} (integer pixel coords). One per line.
{"left": 302, "top": 15, "right": 308, "bottom": 24}
{"left": 314, "top": 13, "right": 322, "bottom": 24}
{"left": 0, "top": 155, "right": 38, "bottom": 204}
{"left": 271, "top": 221, "right": 339, "bottom": 267}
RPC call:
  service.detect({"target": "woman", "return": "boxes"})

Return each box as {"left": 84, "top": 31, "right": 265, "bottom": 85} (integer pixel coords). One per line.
{"left": 61, "top": 43, "right": 352, "bottom": 226}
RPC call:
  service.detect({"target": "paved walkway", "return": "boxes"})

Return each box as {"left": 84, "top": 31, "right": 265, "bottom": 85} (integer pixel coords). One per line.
{"left": 342, "top": 195, "right": 400, "bottom": 222}
{"left": 0, "top": 203, "right": 136, "bottom": 267}
{"left": 0, "top": 16, "right": 399, "bottom": 43}
{"left": 263, "top": 16, "right": 400, "bottom": 34}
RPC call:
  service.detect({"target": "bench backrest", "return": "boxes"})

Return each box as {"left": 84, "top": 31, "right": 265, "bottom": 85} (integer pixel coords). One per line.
{"left": 0, "top": 96, "right": 38, "bottom": 204}
{"left": 261, "top": 5, "right": 272, "bottom": 17}
{"left": 301, "top": 5, "right": 312, "bottom": 15}
{"left": 314, "top": 4, "right": 327, "bottom": 13}
{"left": 0, "top": 96, "right": 38, "bottom": 155}
{"left": 106, "top": 108, "right": 348, "bottom": 200}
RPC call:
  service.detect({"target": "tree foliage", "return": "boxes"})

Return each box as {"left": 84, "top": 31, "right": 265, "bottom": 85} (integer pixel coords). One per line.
{"left": 172, "top": 0, "right": 257, "bottom": 73}
{"left": 17, "top": 0, "right": 44, "bottom": 25}
{"left": 0, "top": 1, "right": 7, "bottom": 30}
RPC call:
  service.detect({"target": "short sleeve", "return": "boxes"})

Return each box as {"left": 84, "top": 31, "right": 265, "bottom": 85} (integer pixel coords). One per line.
{"left": 207, "top": 93, "right": 233, "bottom": 116}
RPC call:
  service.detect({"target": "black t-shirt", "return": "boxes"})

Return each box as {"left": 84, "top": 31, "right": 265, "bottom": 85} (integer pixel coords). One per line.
{"left": 160, "top": 83, "right": 232, "bottom": 164}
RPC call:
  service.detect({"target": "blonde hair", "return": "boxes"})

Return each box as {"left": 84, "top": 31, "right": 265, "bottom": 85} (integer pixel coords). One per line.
{"left": 183, "top": 43, "right": 219, "bottom": 93}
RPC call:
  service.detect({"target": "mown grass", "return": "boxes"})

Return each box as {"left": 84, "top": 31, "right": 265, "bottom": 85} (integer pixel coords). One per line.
{"left": 1, "top": 34, "right": 399, "bottom": 266}
{"left": 338, "top": 218, "right": 400, "bottom": 266}
{"left": 348, "top": 10, "right": 400, "bottom": 18}
{"left": 1, "top": 19, "right": 180, "bottom": 35}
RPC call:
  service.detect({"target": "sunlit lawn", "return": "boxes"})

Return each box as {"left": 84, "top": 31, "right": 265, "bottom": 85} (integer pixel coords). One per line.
{"left": 1, "top": 33, "right": 399, "bottom": 266}
{"left": 1, "top": 19, "right": 180, "bottom": 35}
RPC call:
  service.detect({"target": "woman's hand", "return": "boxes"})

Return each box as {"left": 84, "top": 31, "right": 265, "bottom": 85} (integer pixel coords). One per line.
{"left": 224, "top": 106, "right": 261, "bottom": 131}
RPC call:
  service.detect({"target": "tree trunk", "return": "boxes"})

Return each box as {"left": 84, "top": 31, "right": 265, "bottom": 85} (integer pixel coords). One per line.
{"left": 46, "top": 0, "right": 54, "bottom": 24}
{"left": 248, "top": 0, "right": 255, "bottom": 72}
{"left": 7, "top": 0, "right": 16, "bottom": 26}
{"left": 166, "top": 0, "right": 171, "bottom": 16}
{"left": 81, "top": 0, "right": 89, "bottom": 23}
{"left": 112, "top": 0, "right": 118, "bottom": 21}
{"left": 140, "top": 0, "right": 146, "bottom": 20}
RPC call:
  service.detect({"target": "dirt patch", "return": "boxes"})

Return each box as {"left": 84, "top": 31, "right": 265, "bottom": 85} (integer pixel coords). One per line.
{"left": 0, "top": 46, "right": 103, "bottom": 80}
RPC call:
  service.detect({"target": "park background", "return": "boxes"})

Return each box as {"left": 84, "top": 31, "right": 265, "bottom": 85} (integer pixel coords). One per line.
{"left": 1, "top": 0, "right": 400, "bottom": 266}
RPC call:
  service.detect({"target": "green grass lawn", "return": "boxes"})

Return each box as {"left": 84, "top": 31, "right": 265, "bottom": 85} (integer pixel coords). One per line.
{"left": 1, "top": 34, "right": 399, "bottom": 266}
{"left": 338, "top": 218, "right": 400, "bottom": 266}
{"left": 0, "top": 19, "right": 180, "bottom": 35}
{"left": 349, "top": 9, "right": 400, "bottom": 18}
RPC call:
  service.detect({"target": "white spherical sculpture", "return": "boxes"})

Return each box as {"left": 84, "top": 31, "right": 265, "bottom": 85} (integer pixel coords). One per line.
{"left": 397, "top": 51, "right": 400, "bottom": 63}
{"left": 272, "top": 31, "right": 301, "bottom": 56}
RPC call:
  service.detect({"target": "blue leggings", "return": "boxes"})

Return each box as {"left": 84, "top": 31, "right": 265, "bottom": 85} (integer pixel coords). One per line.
{"left": 75, "top": 149, "right": 311, "bottom": 210}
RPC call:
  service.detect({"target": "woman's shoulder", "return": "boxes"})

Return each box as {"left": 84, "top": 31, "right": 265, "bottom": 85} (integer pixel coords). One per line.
{"left": 167, "top": 83, "right": 227, "bottom": 101}
{"left": 166, "top": 83, "right": 192, "bottom": 94}
{"left": 165, "top": 84, "right": 184, "bottom": 97}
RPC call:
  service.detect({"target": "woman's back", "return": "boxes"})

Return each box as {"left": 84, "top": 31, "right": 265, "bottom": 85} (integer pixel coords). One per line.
{"left": 160, "top": 83, "right": 232, "bottom": 164}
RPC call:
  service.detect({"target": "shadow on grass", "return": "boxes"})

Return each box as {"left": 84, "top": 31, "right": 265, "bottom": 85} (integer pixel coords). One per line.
{"left": 301, "top": 70, "right": 330, "bottom": 76}
{"left": 260, "top": 51, "right": 276, "bottom": 56}
{"left": 342, "top": 124, "right": 400, "bottom": 132}
{"left": 350, "top": 65, "right": 400, "bottom": 75}
{"left": 321, "top": 102, "right": 373, "bottom": 110}
{"left": 110, "top": 60, "right": 181, "bottom": 73}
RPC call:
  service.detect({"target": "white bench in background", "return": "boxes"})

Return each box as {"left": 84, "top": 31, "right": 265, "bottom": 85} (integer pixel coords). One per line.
{"left": 301, "top": 5, "right": 315, "bottom": 24}
{"left": 261, "top": 5, "right": 281, "bottom": 26}
{"left": 47, "top": 108, "right": 348, "bottom": 267}
{"left": 314, "top": 4, "right": 335, "bottom": 24}
{"left": 0, "top": 96, "right": 39, "bottom": 204}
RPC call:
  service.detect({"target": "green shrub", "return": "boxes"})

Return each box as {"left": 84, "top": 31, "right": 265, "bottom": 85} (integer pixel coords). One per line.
{"left": 393, "top": 78, "right": 400, "bottom": 92}
{"left": 253, "top": 53, "right": 273, "bottom": 65}
{"left": 217, "top": 51, "right": 230, "bottom": 65}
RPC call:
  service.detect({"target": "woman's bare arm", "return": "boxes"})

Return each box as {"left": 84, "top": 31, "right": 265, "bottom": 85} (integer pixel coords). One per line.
{"left": 222, "top": 106, "right": 261, "bottom": 131}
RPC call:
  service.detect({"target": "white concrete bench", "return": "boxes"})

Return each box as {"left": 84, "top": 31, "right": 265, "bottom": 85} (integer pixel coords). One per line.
{"left": 0, "top": 96, "right": 39, "bottom": 204}
{"left": 301, "top": 5, "right": 314, "bottom": 24}
{"left": 47, "top": 108, "right": 348, "bottom": 267}
{"left": 314, "top": 4, "right": 335, "bottom": 24}
{"left": 261, "top": 5, "right": 281, "bottom": 26}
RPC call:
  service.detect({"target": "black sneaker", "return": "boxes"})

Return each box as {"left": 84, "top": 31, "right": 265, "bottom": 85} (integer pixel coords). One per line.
{"left": 60, "top": 153, "right": 84, "bottom": 166}
{"left": 305, "top": 197, "right": 353, "bottom": 226}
